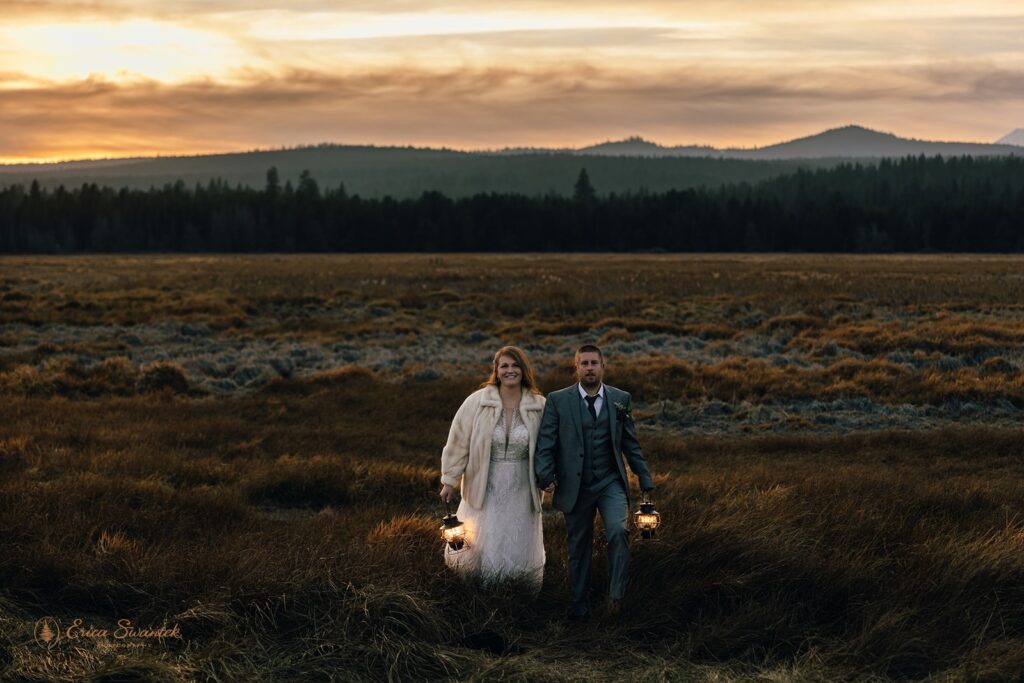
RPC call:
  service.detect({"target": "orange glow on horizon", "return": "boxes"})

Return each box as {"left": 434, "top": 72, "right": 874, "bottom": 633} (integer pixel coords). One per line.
{"left": 0, "top": 123, "right": 1009, "bottom": 166}
{"left": 1, "top": 1, "right": 1022, "bottom": 161}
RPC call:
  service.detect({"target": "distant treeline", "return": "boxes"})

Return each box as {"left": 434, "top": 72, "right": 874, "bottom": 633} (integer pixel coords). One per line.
{"left": 2, "top": 156, "right": 1024, "bottom": 253}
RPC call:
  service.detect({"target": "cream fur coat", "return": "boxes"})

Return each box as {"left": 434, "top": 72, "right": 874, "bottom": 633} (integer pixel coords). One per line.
{"left": 440, "top": 385, "right": 546, "bottom": 512}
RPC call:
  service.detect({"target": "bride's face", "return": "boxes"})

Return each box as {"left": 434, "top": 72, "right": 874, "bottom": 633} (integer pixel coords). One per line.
{"left": 496, "top": 354, "right": 523, "bottom": 389}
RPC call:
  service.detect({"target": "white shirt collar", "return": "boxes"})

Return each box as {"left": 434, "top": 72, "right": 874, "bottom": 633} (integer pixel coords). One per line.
{"left": 578, "top": 383, "right": 605, "bottom": 400}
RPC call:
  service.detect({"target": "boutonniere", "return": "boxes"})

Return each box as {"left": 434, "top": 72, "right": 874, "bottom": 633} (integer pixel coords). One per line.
{"left": 613, "top": 401, "right": 632, "bottom": 418}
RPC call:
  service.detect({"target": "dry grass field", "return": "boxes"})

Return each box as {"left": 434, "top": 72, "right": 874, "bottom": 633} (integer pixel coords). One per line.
{"left": 3, "top": 254, "right": 1024, "bottom": 681}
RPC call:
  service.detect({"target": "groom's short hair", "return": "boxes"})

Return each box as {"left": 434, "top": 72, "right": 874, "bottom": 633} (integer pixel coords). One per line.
{"left": 574, "top": 344, "right": 604, "bottom": 362}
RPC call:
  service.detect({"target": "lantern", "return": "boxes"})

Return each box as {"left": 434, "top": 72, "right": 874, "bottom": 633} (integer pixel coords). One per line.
{"left": 634, "top": 494, "right": 661, "bottom": 540}
{"left": 440, "top": 503, "right": 467, "bottom": 550}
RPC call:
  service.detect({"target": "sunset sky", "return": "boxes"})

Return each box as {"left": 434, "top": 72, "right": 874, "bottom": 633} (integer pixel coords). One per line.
{"left": 2, "top": 1, "right": 1023, "bottom": 162}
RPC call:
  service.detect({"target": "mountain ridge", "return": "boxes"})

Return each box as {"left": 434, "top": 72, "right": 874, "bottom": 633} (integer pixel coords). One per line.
{"left": 997, "top": 129, "right": 1024, "bottom": 146}
{"left": 1, "top": 125, "right": 1021, "bottom": 199}
{"left": 4, "top": 125, "right": 1022, "bottom": 171}
{"left": 573, "top": 125, "right": 1022, "bottom": 159}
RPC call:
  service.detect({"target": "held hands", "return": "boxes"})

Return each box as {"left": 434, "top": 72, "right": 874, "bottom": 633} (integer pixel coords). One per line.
{"left": 439, "top": 484, "right": 455, "bottom": 503}
{"left": 538, "top": 481, "right": 555, "bottom": 508}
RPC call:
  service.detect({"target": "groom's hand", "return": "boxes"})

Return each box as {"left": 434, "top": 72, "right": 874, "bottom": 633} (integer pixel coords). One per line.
{"left": 543, "top": 483, "right": 555, "bottom": 493}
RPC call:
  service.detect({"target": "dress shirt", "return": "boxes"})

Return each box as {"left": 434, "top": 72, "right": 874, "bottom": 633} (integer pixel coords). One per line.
{"left": 577, "top": 383, "right": 605, "bottom": 417}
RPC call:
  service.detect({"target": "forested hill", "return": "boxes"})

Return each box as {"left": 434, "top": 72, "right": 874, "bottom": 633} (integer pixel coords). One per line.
{"left": 3, "top": 156, "right": 1024, "bottom": 253}
{"left": 0, "top": 145, "right": 832, "bottom": 198}
{"left": 2, "top": 126, "right": 1019, "bottom": 198}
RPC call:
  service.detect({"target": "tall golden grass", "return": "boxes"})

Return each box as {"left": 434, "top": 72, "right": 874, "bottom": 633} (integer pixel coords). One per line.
{"left": 2, "top": 254, "right": 1024, "bottom": 680}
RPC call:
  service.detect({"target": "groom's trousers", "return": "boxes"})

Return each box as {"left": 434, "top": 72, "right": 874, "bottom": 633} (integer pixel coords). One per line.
{"left": 563, "top": 474, "right": 630, "bottom": 615}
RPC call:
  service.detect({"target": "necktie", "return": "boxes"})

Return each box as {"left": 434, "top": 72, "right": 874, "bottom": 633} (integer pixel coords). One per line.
{"left": 585, "top": 394, "right": 598, "bottom": 421}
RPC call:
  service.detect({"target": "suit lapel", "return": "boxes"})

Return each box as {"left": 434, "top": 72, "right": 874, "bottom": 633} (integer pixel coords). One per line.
{"left": 570, "top": 383, "right": 585, "bottom": 444}
{"left": 606, "top": 386, "right": 619, "bottom": 451}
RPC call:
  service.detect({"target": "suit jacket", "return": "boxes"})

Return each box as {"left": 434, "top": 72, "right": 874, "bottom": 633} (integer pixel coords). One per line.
{"left": 534, "top": 383, "right": 654, "bottom": 512}
{"left": 440, "top": 385, "right": 546, "bottom": 512}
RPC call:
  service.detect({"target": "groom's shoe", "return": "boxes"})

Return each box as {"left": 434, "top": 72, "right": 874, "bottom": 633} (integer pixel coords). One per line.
{"left": 604, "top": 599, "right": 622, "bottom": 621}
{"left": 567, "top": 607, "right": 591, "bottom": 622}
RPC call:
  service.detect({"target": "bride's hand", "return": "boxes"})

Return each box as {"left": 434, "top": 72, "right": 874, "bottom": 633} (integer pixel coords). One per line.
{"left": 439, "top": 484, "right": 455, "bottom": 503}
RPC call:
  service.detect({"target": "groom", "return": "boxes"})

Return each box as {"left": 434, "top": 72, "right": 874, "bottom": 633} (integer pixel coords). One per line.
{"left": 535, "top": 344, "right": 655, "bottom": 620}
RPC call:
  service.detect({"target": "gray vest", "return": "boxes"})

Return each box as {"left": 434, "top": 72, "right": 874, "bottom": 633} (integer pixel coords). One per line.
{"left": 581, "top": 396, "right": 617, "bottom": 487}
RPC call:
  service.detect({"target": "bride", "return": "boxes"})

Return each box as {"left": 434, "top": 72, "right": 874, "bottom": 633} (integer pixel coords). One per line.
{"left": 439, "top": 345, "right": 546, "bottom": 589}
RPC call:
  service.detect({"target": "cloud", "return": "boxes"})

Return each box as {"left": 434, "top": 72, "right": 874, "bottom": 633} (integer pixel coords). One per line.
{"left": 5, "top": 2, "right": 1024, "bottom": 89}
{"left": 2, "top": 58, "right": 1022, "bottom": 161}
{"left": 8, "top": 0, "right": 1023, "bottom": 18}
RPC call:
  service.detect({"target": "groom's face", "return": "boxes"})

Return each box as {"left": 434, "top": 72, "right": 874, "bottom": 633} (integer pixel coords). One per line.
{"left": 575, "top": 351, "right": 605, "bottom": 389}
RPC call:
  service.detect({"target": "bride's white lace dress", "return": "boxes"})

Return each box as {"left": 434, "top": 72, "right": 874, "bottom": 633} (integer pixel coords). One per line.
{"left": 445, "top": 407, "right": 544, "bottom": 589}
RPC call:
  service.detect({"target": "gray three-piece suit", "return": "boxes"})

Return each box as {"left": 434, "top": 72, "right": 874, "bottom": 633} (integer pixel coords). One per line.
{"left": 534, "top": 383, "right": 654, "bottom": 616}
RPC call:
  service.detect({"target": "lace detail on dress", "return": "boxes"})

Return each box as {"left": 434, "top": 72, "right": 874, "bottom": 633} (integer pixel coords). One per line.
{"left": 491, "top": 408, "right": 529, "bottom": 462}
{"left": 445, "top": 404, "right": 544, "bottom": 591}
